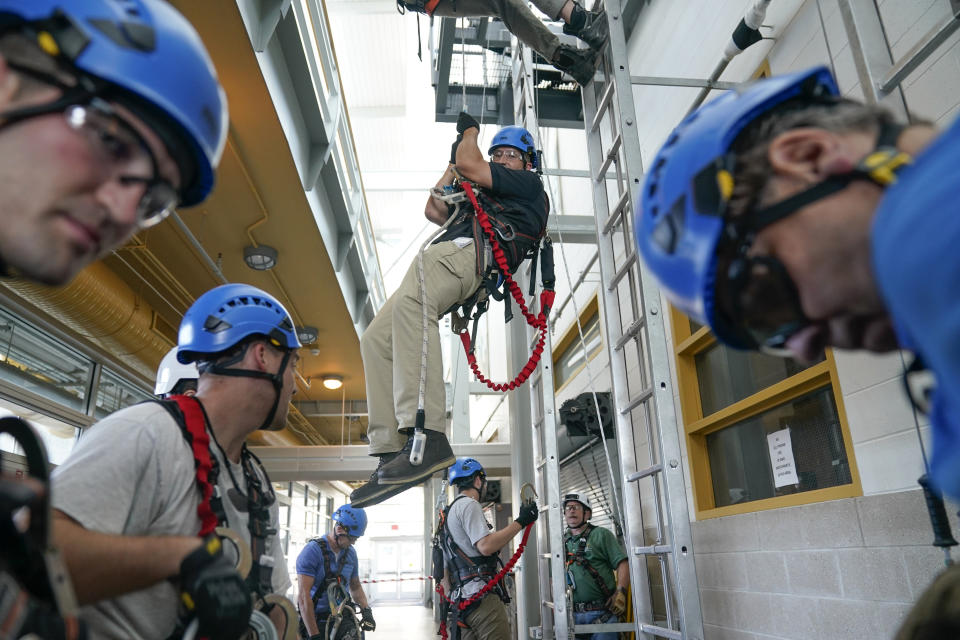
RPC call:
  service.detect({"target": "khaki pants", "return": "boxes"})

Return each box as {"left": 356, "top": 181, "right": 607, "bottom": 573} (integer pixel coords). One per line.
{"left": 432, "top": 0, "right": 566, "bottom": 61}
{"left": 361, "top": 242, "right": 482, "bottom": 455}
{"left": 451, "top": 593, "right": 511, "bottom": 640}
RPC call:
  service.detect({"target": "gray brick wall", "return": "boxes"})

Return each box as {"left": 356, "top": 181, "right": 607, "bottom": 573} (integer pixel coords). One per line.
{"left": 690, "top": 489, "right": 959, "bottom": 639}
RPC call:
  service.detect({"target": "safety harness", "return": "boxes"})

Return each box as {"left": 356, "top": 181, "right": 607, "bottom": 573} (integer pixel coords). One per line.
{"left": 432, "top": 496, "right": 533, "bottom": 640}
{"left": 154, "top": 395, "right": 277, "bottom": 599}
{"left": 564, "top": 524, "right": 613, "bottom": 608}
{"left": 446, "top": 181, "right": 556, "bottom": 392}
{"left": 298, "top": 537, "right": 348, "bottom": 638}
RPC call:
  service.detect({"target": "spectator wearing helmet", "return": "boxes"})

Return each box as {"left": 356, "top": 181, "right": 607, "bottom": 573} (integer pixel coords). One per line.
{"left": 438, "top": 458, "right": 538, "bottom": 639}
{"left": 636, "top": 66, "right": 960, "bottom": 640}
{"left": 398, "top": 0, "right": 606, "bottom": 86}
{"left": 562, "top": 492, "right": 628, "bottom": 638}
{"left": 0, "top": 0, "right": 227, "bottom": 286}
{"left": 155, "top": 346, "right": 199, "bottom": 398}
{"left": 50, "top": 284, "right": 300, "bottom": 639}
{"left": 352, "top": 111, "right": 548, "bottom": 509}
{"left": 296, "top": 504, "right": 375, "bottom": 639}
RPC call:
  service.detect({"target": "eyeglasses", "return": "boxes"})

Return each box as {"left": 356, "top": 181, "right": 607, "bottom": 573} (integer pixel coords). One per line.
{"left": 563, "top": 504, "right": 583, "bottom": 512}
{"left": 490, "top": 148, "right": 525, "bottom": 162}
{"left": 63, "top": 100, "right": 179, "bottom": 228}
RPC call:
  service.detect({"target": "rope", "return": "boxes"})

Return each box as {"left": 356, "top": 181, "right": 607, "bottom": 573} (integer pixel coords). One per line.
{"left": 457, "top": 182, "right": 555, "bottom": 391}
{"left": 436, "top": 522, "right": 534, "bottom": 639}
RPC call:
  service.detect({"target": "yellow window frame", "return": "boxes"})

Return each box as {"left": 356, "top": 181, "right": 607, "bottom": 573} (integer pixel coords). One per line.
{"left": 553, "top": 295, "right": 603, "bottom": 393}
{"left": 670, "top": 307, "right": 862, "bottom": 519}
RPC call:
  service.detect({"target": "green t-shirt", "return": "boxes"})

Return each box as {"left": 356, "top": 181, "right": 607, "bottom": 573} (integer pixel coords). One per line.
{"left": 564, "top": 525, "right": 627, "bottom": 604}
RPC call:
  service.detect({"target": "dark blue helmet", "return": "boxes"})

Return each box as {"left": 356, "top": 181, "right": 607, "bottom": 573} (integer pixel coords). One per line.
{"left": 177, "top": 284, "right": 301, "bottom": 364}
{"left": 333, "top": 505, "right": 367, "bottom": 537}
{"left": 488, "top": 125, "right": 538, "bottom": 169}
{"left": 448, "top": 457, "right": 485, "bottom": 484}
{"left": 0, "top": 0, "right": 228, "bottom": 206}
{"left": 635, "top": 66, "right": 838, "bottom": 348}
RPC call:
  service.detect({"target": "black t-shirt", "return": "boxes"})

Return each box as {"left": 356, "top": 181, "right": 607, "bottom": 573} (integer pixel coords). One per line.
{"left": 435, "top": 162, "right": 547, "bottom": 248}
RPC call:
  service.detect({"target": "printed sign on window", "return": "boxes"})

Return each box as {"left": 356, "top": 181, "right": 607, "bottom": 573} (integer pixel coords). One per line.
{"left": 767, "top": 428, "right": 799, "bottom": 488}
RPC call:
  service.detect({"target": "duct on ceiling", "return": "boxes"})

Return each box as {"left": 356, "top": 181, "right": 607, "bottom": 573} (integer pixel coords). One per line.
{"left": 0, "top": 262, "right": 308, "bottom": 446}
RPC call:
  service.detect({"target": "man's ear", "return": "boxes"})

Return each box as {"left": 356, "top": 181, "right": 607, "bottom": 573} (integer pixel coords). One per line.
{"left": 767, "top": 128, "right": 855, "bottom": 182}
{"left": 0, "top": 55, "right": 21, "bottom": 106}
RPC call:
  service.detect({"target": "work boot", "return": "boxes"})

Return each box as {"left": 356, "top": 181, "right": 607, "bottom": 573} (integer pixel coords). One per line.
{"left": 563, "top": 3, "right": 609, "bottom": 51}
{"left": 377, "top": 429, "right": 456, "bottom": 485}
{"left": 350, "top": 452, "right": 412, "bottom": 508}
{"left": 551, "top": 45, "right": 598, "bottom": 86}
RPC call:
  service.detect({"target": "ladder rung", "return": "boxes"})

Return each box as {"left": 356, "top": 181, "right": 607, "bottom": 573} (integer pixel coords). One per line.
{"left": 597, "top": 133, "right": 622, "bottom": 179}
{"left": 607, "top": 251, "right": 638, "bottom": 289}
{"left": 588, "top": 80, "right": 616, "bottom": 134}
{"left": 621, "top": 386, "right": 654, "bottom": 414}
{"left": 601, "top": 190, "right": 630, "bottom": 235}
{"left": 639, "top": 623, "right": 683, "bottom": 639}
{"left": 536, "top": 459, "right": 547, "bottom": 469}
{"left": 627, "top": 463, "right": 662, "bottom": 482}
{"left": 614, "top": 317, "right": 644, "bottom": 351}
{"left": 634, "top": 544, "right": 672, "bottom": 555}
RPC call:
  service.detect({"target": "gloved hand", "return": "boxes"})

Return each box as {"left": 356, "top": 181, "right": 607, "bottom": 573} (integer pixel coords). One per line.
{"left": 515, "top": 500, "right": 539, "bottom": 527}
{"left": 456, "top": 110, "right": 480, "bottom": 134}
{"left": 360, "top": 606, "right": 376, "bottom": 631}
{"left": 179, "top": 536, "right": 252, "bottom": 640}
{"left": 450, "top": 134, "right": 462, "bottom": 164}
{"left": 606, "top": 587, "right": 628, "bottom": 617}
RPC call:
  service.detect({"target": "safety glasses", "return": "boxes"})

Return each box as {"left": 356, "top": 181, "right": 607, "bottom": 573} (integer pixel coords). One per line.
{"left": 717, "top": 239, "right": 809, "bottom": 355}
{"left": 490, "top": 148, "right": 525, "bottom": 162}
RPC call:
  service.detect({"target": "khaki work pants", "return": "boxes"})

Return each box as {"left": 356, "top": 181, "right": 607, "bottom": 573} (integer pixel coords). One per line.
{"left": 361, "top": 241, "right": 482, "bottom": 454}
{"left": 451, "top": 593, "right": 511, "bottom": 640}
{"left": 432, "top": 0, "right": 567, "bottom": 62}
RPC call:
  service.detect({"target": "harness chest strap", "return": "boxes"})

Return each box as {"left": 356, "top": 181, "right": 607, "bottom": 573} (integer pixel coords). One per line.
{"left": 565, "top": 524, "right": 614, "bottom": 600}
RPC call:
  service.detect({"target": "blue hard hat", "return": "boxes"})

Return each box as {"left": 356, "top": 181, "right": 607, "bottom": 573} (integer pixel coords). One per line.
{"left": 177, "top": 284, "right": 301, "bottom": 364}
{"left": 635, "top": 66, "right": 839, "bottom": 348}
{"left": 448, "top": 457, "right": 485, "bottom": 484}
{"left": 333, "top": 505, "right": 368, "bottom": 537}
{"left": 0, "top": 0, "right": 228, "bottom": 207}
{"left": 488, "top": 126, "right": 538, "bottom": 169}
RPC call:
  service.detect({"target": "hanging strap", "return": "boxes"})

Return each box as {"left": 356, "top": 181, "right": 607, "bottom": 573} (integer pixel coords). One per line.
{"left": 166, "top": 395, "right": 219, "bottom": 536}
{"left": 457, "top": 182, "right": 556, "bottom": 392}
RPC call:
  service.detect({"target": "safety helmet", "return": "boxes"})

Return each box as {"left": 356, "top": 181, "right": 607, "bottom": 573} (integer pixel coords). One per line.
{"left": 562, "top": 492, "right": 592, "bottom": 513}
{"left": 154, "top": 346, "right": 199, "bottom": 396}
{"left": 177, "top": 283, "right": 301, "bottom": 364}
{"left": 0, "top": 0, "right": 228, "bottom": 206}
{"left": 332, "top": 505, "right": 368, "bottom": 537}
{"left": 448, "top": 457, "right": 485, "bottom": 485}
{"left": 488, "top": 125, "right": 538, "bottom": 169}
{"left": 635, "top": 66, "right": 839, "bottom": 348}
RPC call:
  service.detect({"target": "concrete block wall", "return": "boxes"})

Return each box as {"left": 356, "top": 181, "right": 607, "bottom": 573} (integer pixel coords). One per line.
{"left": 692, "top": 489, "right": 958, "bottom": 639}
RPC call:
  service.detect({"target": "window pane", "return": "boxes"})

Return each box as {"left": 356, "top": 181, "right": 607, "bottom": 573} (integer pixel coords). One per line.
{"left": 695, "top": 343, "right": 819, "bottom": 415}
{"left": 0, "top": 309, "right": 93, "bottom": 412}
{"left": 555, "top": 314, "right": 602, "bottom": 388}
{"left": 94, "top": 369, "right": 151, "bottom": 419}
{"left": 0, "top": 398, "right": 79, "bottom": 465}
{"left": 706, "top": 386, "right": 850, "bottom": 508}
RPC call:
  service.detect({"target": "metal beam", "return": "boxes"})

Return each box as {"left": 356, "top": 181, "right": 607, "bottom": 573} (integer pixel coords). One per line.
{"left": 547, "top": 215, "right": 600, "bottom": 244}
{"left": 631, "top": 75, "right": 737, "bottom": 90}
{"left": 294, "top": 399, "right": 367, "bottom": 417}
{"left": 251, "top": 443, "right": 513, "bottom": 482}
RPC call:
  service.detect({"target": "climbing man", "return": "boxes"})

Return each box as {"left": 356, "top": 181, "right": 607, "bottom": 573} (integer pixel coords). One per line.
{"left": 398, "top": 0, "right": 607, "bottom": 85}
{"left": 634, "top": 65, "right": 960, "bottom": 640}
{"left": 563, "top": 492, "right": 629, "bottom": 639}
{"left": 51, "top": 284, "right": 300, "bottom": 639}
{"left": 439, "top": 458, "right": 538, "bottom": 639}
{"left": 0, "top": 0, "right": 227, "bottom": 287}
{"left": 352, "top": 111, "right": 549, "bottom": 509}
{"left": 155, "top": 345, "right": 199, "bottom": 398}
{"left": 296, "top": 504, "right": 376, "bottom": 639}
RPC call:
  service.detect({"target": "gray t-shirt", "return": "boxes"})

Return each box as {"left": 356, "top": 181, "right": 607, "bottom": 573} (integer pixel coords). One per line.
{"left": 52, "top": 402, "right": 291, "bottom": 640}
{"left": 443, "top": 495, "right": 493, "bottom": 599}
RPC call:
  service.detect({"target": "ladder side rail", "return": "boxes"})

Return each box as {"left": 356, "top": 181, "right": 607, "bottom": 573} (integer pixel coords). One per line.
{"left": 597, "top": 3, "right": 705, "bottom": 636}
{"left": 581, "top": 76, "right": 655, "bottom": 636}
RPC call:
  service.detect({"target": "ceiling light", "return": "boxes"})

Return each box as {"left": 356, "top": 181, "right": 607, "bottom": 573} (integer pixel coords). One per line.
{"left": 243, "top": 244, "right": 278, "bottom": 271}
{"left": 297, "top": 326, "right": 319, "bottom": 345}
{"left": 322, "top": 375, "right": 343, "bottom": 390}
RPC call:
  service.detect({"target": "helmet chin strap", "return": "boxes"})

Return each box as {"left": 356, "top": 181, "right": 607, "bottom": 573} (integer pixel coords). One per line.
{"left": 206, "top": 347, "right": 293, "bottom": 431}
